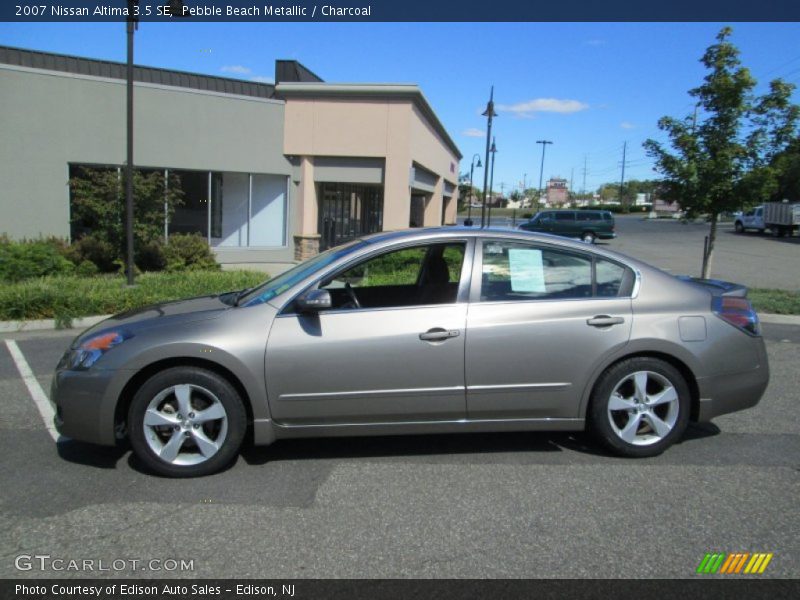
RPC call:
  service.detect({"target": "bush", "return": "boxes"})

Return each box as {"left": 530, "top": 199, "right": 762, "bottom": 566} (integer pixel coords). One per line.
{"left": 64, "top": 235, "right": 118, "bottom": 272}
{"left": 76, "top": 260, "right": 99, "bottom": 277}
{"left": 0, "top": 238, "right": 76, "bottom": 282}
{"left": 162, "top": 233, "right": 220, "bottom": 272}
{"left": 136, "top": 240, "right": 167, "bottom": 272}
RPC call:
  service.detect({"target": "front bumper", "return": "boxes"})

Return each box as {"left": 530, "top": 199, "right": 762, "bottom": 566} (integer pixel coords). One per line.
{"left": 51, "top": 366, "right": 132, "bottom": 446}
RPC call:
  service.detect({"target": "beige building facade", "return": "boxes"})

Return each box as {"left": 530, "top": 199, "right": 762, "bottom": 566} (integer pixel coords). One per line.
{"left": 280, "top": 84, "right": 462, "bottom": 259}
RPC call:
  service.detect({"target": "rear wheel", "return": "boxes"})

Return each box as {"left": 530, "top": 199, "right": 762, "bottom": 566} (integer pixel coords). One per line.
{"left": 128, "top": 367, "right": 247, "bottom": 477}
{"left": 588, "top": 357, "right": 690, "bottom": 457}
{"left": 581, "top": 231, "right": 596, "bottom": 244}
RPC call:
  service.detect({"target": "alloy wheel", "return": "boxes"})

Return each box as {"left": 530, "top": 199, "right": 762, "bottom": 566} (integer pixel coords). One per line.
{"left": 606, "top": 370, "right": 679, "bottom": 446}
{"left": 143, "top": 384, "right": 228, "bottom": 466}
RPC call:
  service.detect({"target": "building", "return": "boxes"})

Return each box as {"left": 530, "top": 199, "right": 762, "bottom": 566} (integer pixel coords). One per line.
{"left": 0, "top": 46, "right": 461, "bottom": 271}
{"left": 545, "top": 177, "right": 569, "bottom": 207}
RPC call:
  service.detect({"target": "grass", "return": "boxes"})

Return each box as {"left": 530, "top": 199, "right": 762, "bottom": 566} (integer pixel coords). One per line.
{"left": 749, "top": 288, "right": 800, "bottom": 315}
{"left": 0, "top": 270, "right": 267, "bottom": 323}
{"left": 1, "top": 270, "right": 797, "bottom": 324}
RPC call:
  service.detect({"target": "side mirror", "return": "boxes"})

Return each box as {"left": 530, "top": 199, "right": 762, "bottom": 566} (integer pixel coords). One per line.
{"left": 296, "top": 289, "right": 332, "bottom": 312}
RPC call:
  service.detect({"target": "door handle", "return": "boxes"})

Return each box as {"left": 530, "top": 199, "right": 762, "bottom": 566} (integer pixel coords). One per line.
{"left": 419, "top": 328, "right": 460, "bottom": 341}
{"left": 587, "top": 315, "right": 625, "bottom": 327}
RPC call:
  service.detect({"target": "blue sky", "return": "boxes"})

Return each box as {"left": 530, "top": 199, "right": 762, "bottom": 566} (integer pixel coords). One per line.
{"left": 2, "top": 22, "right": 799, "bottom": 193}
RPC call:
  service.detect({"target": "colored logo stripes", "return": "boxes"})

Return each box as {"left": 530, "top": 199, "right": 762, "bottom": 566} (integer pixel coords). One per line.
{"left": 697, "top": 552, "right": 773, "bottom": 574}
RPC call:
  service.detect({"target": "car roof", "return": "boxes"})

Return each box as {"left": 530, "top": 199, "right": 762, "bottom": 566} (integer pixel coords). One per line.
{"left": 355, "top": 227, "right": 644, "bottom": 269}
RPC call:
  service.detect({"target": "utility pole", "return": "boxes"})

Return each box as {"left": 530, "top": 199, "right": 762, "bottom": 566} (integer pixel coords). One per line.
{"left": 569, "top": 167, "right": 574, "bottom": 196}
{"left": 582, "top": 155, "right": 587, "bottom": 196}
{"left": 125, "top": 0, "right": 138, "bottom": 286}
{"left": 536, "top": 140, "right": 553, "bottom": 211}
{"left": 619, "top": 141, "right": 627, "bottom": 207}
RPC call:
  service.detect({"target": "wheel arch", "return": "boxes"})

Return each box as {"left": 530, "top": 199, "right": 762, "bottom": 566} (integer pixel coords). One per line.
{"left": 580, "top": 351, "right": 701, "bottom": 422}
{"left": 114, "top": 357, "right": 255, "bottom": 443}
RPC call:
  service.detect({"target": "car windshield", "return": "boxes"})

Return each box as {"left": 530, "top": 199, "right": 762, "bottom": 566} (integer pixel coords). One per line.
{"left": 238, "top": 240, "right": 367, "bottom": 307}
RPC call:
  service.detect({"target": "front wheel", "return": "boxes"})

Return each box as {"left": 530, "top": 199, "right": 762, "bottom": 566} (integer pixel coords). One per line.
{"left": 588, "top": 357, "right": 690, "bottom": 457}
{"left": 734, "top": 221, "right": 744, "bottom": 233}
{"left": 128, "top": 367, "right": 247, "bottom": 477}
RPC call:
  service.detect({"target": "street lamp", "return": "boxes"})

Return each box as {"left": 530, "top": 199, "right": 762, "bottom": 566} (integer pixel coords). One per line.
{"left": 480, "top": 87, "right": 497, "bottom": 229}
{"left": 464, "top": 153, "right": 482, "bottom": 226}
{"left": 124, "top": 0, "right": 188, "bottom": 285}
{"left": 536, "top": 139, "right": 553, "bottom": 213}
{"left": 487, "top": 138, "right": 497, "bottom": 227}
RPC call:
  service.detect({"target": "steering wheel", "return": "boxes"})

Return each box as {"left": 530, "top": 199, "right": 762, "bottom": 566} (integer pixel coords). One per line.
{"left": 344, "top": 282, "right": 361, "bottom": 309}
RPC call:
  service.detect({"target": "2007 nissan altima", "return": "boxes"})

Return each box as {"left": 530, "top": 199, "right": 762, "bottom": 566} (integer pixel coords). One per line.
{"left": 52, "top": 228, "right": 769, "bottom": 477}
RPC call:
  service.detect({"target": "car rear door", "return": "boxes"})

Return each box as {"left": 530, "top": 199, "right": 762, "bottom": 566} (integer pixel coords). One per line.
{"left": 465, "top": 238, "right": 633, "bottom": 419}
{"left": 265, "top": 240, "right": 473, "bottom": 426}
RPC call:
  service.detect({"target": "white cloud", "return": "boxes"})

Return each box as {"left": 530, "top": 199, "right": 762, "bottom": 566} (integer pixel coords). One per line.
{"left": 251, "top": 75, "right": 275, "bottom": 84}
{"left": 462, "top": 128, "right": 485, "bottom": 138}
{"left": 620, "top": 121, "right": 636, "bottom": 129}
{"left": 220, "top": 65, "right": 252, "bottom": 75}
{"left": 497, "top": 98, "right": 589, "bottom": 117}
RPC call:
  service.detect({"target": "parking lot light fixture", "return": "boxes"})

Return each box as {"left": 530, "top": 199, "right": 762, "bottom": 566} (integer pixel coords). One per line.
{"left": 480, "top": 87, "right": 497, "bottom": 229}
{"left": 487, "top": 138, "right": 497, "bottom": 227}
{"left": 466, "top": 153, "right": 482, "bottom": 226}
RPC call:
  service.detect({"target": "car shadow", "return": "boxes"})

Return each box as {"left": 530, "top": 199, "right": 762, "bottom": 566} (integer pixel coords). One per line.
{"left": 55, "top": 423, "right": 723, "bottom": 472}
{"left": 56, "top": 438, "right": 128, "bottom": 469}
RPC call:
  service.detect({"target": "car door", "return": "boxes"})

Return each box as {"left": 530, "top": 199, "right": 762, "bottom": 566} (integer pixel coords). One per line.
{"left": 465, "top": 238, "right": 634, "bottom": 419}
{"left": 265, "top": 240, "right": 472, "bottom": 425}
{"left": 553, "top": 211, "right": 577, "bottom": 237}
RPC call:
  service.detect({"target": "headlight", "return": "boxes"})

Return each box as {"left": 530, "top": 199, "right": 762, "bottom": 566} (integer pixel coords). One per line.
{"left": 68, "top": 330, "right": 133, "bottom": 370}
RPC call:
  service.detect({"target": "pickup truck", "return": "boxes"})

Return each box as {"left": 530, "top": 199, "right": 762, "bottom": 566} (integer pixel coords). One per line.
{"left": 734, "top": 202, "right": 800, "bottom": 237}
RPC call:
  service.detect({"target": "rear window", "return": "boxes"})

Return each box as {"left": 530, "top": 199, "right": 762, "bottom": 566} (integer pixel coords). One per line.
{"left": 602, "top": 212, "right": 614, "bottom": 221}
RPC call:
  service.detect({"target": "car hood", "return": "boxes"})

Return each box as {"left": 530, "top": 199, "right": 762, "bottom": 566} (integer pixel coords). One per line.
{"left": 73, "top": 295, "right": 231, "bottom": 347}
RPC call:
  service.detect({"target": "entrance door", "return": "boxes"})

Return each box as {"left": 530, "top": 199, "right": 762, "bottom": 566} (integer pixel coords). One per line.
{"left": 319, "top": 183, "right": 383, "bottom": 250}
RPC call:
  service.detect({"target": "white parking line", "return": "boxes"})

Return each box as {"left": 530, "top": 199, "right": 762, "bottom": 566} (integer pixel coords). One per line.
{"left": 5, "top": 339, "right": 63, "bottom": 442}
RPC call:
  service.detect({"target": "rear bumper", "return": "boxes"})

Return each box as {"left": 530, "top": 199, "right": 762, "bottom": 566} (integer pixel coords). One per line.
{"left": 695, "top": 338, "right": 770, "bottom": 421}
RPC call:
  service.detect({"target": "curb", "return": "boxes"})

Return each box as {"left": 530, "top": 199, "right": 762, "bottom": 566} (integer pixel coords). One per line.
{"left": 1, "top": 311, "right": 799, "bottom": 334}
{"left": 0, "top": 314, "right": 112, "bottom": 334}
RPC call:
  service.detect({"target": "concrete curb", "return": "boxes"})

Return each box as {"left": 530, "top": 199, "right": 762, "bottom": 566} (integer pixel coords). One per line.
{"left": 0, "top": 314, "right": 112, "bottom": 334}
{"left": 1, "top": 311, "right": 799, "bottom": 333}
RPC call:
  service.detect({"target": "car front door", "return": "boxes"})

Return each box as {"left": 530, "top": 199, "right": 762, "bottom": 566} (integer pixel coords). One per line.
{"left": 465, "top": 238, "right": 634, "bottom": 419}
{"left": 265, "top": 240, "right": 472, "bottom": 425}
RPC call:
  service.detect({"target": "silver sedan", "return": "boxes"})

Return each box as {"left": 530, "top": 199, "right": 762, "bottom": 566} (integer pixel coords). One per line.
{"left": 52, "top": 228, "right": 769, "bottom": 477}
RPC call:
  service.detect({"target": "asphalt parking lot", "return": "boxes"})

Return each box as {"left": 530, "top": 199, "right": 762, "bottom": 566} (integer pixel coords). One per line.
{"left": 1, "top": 322, "right": 798, "bottom": 579}
{"left": 461, "top": 214, "right": 800, "bottom": 291}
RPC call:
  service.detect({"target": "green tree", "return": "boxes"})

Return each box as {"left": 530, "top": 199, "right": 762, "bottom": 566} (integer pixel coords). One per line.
{"left": 69, "top": 167, "right": 184, "bottom": 269}
{"left": 645, "top": 27, "right": 798, "bottom": 278}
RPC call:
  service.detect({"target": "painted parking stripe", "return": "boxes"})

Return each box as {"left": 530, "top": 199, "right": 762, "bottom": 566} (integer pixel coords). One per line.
{"left": 5, "top": 339, "right": 63, "bottom": 442}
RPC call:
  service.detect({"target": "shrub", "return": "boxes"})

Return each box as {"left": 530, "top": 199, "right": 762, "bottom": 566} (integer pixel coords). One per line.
{"left": 136, "top": 240, "right": 167, "bottom": 272}
{"left": 162, "top": 233, "right": 220, "bottom": 272}
{"left": 0, "top": 238, "right": 76, "bottom": 282}
{"left": 64, "top": 235, "right": 118, "bottom": 272}
{"left": 76, "top": 260, "right": 99, "bottom": 277}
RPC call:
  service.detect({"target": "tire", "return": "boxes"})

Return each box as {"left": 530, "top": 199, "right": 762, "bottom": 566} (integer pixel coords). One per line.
{"left": 734, "top": 221, "right": 744, "bottom": 233}
{"left": 128, "top": 367, "right": 247, "bottom": 477}
{"left": 588, "top": 357, "right": 691, "bottom": 458}
{"left": 581, "top": 231, "right": 596, "bottom": 244}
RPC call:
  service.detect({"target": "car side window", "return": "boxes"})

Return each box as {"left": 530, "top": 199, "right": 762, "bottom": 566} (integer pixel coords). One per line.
{"left": 555, "top": 212, "right": 575, "bottom": 221}
{"left": 480, "top": 241, "right": 592, "bottom": 301}
{"left": 319, "top": 242, "right": 466, "bottom": 310}
{"left": 596, "top": 258, "right": 630, "bottom": 297}
{"left": 480, "top": 241, "right": 634, "bottom": 302}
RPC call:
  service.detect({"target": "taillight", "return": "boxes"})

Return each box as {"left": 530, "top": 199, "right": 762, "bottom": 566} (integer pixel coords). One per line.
{"left": 712, "top": 296, "right": 760, "bottom": 336}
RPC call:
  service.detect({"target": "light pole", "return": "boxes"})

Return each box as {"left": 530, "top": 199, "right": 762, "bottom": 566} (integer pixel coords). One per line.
{"left": 124, "top": 0, "right": 187, "bottom": 286}
{"left": 465, "top": 153, "right": 482, "bottom": 226}
{"left": 536, "top": 139, "right": 553, "bottom": 212}
{"left": 487, "top": 138, "right": 497, "bottom": 227}
{"left": 480, "top": 87, "right": 497, "bottom": 229}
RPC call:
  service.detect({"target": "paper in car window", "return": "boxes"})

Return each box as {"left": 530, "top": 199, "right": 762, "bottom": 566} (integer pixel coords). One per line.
{"left": 508, "top": 248, "right": 546, "bottom": 293}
